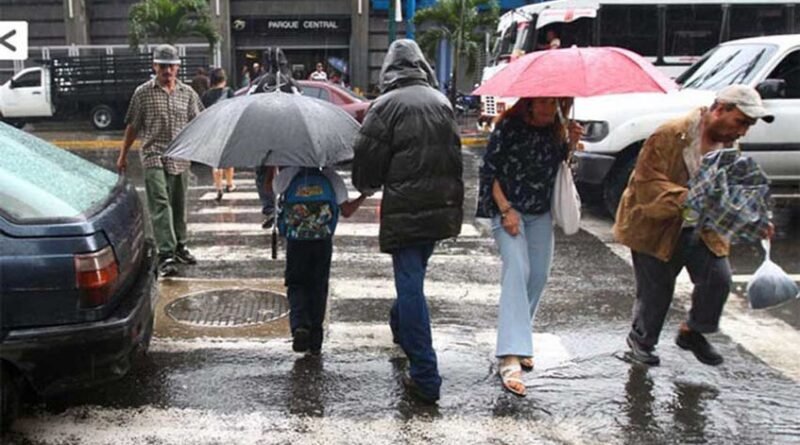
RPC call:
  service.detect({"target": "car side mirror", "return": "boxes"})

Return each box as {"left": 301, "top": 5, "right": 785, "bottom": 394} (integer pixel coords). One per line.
{"left": 756, "top": 79, "right": 786, "bottom": 100}
{"left": 9, "top": 79, "right": 19, "bottom": 89}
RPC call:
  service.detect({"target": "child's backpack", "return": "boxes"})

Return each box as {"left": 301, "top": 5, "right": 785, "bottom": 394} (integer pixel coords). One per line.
{"left": 278, "top": 168, "right": 339, "bottom": 240}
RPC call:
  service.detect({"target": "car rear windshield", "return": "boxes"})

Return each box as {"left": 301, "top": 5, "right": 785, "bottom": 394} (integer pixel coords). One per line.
{"left": 678, "top": 43, "right": 778, "bottom": 91}
{"left": 0, "top": 124, "right": 118, "bottom": 222}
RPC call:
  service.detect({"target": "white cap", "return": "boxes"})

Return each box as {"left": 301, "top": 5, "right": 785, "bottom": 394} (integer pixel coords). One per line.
{"left": 715, "top": 85, "right": 774, "bottom": 123}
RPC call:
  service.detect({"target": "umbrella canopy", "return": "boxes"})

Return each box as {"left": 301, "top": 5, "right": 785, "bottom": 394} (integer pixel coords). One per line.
{"left": 166, "top": 92, "right": 359, "bottom": 168}
{"left": 472, "top": 46, "right": 677, "bottom": 98}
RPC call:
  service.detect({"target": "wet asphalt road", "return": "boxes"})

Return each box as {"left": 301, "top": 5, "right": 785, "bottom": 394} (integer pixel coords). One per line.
{"left": 3, "top": 131, "right": 800, "bottom": 444}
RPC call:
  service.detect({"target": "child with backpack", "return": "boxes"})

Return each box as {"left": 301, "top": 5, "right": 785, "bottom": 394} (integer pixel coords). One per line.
{"left": 274, "top": 166, "right": 369, "bottom": 354}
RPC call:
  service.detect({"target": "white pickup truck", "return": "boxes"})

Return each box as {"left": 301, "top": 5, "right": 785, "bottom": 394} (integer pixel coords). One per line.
{"left": 572, "top": 34, "right": 800, "bottom": 215}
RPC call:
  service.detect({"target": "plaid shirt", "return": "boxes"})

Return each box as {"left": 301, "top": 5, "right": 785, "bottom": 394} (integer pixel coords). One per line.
{"left": 125, "top": 79, "right": 203, "bottom": 174}
{"left": 685, "top": 148, "right": 771, "bottom": 243}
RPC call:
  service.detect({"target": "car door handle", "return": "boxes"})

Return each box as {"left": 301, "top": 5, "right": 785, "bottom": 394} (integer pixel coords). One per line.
{"left": 32, "top": 91, "right": 42, "bottom": 95}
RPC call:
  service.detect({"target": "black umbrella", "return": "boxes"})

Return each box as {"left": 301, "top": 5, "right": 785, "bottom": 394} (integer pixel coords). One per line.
{"left": 165, "top": 92, "right": 359, "bottom": 168}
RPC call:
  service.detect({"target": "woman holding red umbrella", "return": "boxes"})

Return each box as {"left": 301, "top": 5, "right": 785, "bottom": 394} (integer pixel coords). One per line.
{"left": 477, "top": 97, "right": 583, "bottom": 397}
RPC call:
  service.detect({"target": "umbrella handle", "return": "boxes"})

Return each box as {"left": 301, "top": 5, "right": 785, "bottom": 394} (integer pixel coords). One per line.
{"left": 271, "top": 226, "right": 278, "bottom": 260}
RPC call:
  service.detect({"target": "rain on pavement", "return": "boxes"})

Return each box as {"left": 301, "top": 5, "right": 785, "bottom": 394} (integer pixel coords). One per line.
{"left": 3, "top": 126, "right": 800, "bottom": 445}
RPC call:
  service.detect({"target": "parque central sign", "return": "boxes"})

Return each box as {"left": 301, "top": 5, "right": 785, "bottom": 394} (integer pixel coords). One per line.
{"left": 267, "top": 20, "right": 341, "bottom": 30}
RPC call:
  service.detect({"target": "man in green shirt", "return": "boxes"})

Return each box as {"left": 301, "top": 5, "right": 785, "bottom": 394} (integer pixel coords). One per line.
{"left": 117, "top": 44, "right": 204, "bottom": 277}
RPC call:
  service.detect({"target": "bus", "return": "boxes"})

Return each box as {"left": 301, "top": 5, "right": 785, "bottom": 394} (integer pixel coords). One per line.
{"left": 478, "top": 0, "right": 799, "bottom": 129}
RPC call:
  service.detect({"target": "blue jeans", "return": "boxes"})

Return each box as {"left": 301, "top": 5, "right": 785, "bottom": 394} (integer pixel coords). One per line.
{"left": 389, "top": 243, "right": 440, "bottom": 398}
{"left": 492, "top": 212, "right": 554, "bottom": 358}
{"left": 255, "top": 166, "right": 275, "bottom": 216}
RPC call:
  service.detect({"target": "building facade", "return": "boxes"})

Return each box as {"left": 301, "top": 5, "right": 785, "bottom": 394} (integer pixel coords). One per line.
{"left": 0, "top": 0, "right": 535, "bottom": 91}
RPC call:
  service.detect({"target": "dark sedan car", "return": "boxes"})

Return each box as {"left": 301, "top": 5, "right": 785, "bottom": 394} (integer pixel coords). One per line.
{"left": 0, "top": 122, "right": 157, "bottom": 429}
{"left": 235, "top": 78, "right": 371, "bottom": 123}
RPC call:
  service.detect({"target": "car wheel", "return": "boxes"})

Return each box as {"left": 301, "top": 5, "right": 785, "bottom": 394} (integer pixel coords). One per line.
{"left": 90, "top": 104, "right": 118, "bottom": 131}
{"left": 603, "top": 156, "right": 637, "bottom": 218}
{"left": 0, "top": 365, "right": 20, "bottom": 431}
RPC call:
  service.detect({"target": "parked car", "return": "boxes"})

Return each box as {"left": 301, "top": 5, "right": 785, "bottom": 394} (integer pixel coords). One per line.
{"left": 572, "top": 34, "right": 800, "bottom": 216}
{"left": 296, "top": 80, "right": 371, "bottom": 123}
{"left": 0, "top": 122, "right": 157, "bottom": 429}
{"left": 235, "top": 78, "right": 370, "bottom": 123}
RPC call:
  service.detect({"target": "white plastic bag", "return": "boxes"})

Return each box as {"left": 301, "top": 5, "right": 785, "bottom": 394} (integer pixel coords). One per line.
{"left": 746, "top": 239, "right": 799, "bottom": 309}
{"left": 551, "top": 161, "right": 581, "bottom": 235}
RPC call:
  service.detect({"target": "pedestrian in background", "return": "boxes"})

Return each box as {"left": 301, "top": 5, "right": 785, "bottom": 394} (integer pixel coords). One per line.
{"left": 117, "top": 44, "right": 203, "bottom": 277}
{"left": 274, "top": 167, "right": 369, "bottom": 355}
{"left": 477, "top": 97, "right": 583, "bottom": 397}
{"left": 615, "top": 85, "right": 775, "bottom": 367}
{"left": 251, "top": 48, "right": 302, "bottom": 228}
{"left": 353, "top": 39, "right": 464, "bottom": 404}
{"left": 191, "top": 67, "right": 210, "bottom": 97}
{"left": 241, "top": 64, "right": 251, "bottom": 87}
{"left": 309, "top": 62, "right": 328, "bottom": 81}
{"left": 201, "top": 68, "right": 236, "bottom": 202}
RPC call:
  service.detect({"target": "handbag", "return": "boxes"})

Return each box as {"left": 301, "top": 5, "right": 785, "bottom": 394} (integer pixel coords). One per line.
{"left": 551, "top": 161, "right": 581, "bottom": 235}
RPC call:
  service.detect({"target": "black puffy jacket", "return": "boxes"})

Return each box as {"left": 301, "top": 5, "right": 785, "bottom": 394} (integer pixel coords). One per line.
{"left": 352, "top": 39, "right": 464, "bottom": 253}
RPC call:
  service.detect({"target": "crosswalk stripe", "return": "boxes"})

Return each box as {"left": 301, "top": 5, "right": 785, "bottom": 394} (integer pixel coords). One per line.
{"left": 188, "top": 223, "right": 481, "bottom": 237}
{"left": 191, "top": 205, "right": 378, "bottom": 215}
{"left": 199, "top": 191, "right": 383, "bottom": 201}
{"left": 148, "top": 322, "right": 572, "bottom": 371}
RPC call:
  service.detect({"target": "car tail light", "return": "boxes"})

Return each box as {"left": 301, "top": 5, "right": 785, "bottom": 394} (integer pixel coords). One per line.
{"left": 75, "top": 246, "right": 119, "bottom": 308}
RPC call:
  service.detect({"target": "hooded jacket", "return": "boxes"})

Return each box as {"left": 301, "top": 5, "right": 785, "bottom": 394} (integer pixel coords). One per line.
{"left": 352, "top": 39, "right": 464, "bottom": 253}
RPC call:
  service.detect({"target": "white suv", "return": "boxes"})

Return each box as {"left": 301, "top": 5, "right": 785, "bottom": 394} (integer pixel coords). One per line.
{"left": 572, "top": 34, "right": 800, "bottom": 215}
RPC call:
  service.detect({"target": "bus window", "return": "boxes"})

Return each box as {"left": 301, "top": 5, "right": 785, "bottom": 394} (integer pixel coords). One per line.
{"left": 665, "top": 5, "right": 723, "bottom": 58}
{"left": 598, "top": 5, "right": 658, "bottom": 58}
{"left": 730, "top": 4, "right": 790, "bottom": 40}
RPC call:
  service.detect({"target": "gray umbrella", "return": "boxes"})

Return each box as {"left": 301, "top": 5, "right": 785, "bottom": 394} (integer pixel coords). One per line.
{"left": 165, "top": 92, "right": 359, "bottom": 168}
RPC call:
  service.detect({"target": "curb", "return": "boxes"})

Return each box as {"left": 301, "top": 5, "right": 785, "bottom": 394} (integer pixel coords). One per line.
{"left": 49, "top": 137, "right": 489, "bottom": 150}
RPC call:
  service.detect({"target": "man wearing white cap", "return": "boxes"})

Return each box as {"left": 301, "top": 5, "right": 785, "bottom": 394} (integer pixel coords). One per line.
{"left": 613, "top": 84, "right": 774, "bottom": 367}
{"left": 117, "top": 44, "right": 204, "bottom": 277}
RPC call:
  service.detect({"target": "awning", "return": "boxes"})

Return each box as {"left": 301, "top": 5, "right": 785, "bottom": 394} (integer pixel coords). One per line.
{"left": 536, "top": 7, "right": 598, "bottom": 29}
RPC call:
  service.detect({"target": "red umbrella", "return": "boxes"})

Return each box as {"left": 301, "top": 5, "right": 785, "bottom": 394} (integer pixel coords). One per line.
{"left": 472, "top": 46, "right": 677, "bottom": 98}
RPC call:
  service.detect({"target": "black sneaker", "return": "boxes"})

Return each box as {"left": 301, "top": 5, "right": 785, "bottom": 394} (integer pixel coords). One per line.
{"left": 174, "top": 244, "right": 197, "bottom": 265}
{"left": 215, "top": 190, "right": 224, "bottom": 202}
{"left": 293, "top": 328, "right": 310, "bottom": 353}
{"left": 157, "top": 255, "right": 178, "bottom": 278}
{"left": 401, "top": 374, "right": 439, "bottom": 404}
{"left": 261, "top": 215, "right": 275, "bottom": 229}
{"left": 676, "top": 330, "right": 723, "bottom": 366}
{"left": 626, "top": 334, "right": 660, "bottom": 366}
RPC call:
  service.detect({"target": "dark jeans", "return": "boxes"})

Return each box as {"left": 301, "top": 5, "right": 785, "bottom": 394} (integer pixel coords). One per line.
{"left": 255, "top": 166, "right": 276, "bottom": 216}
{"left": 630, "top": 230, "right": 732, "bottom": 348}
{"left": 389, "top": 242, "right": 441, "bottom": 398}
{"left": 285, "top": 239, "right": 333, "bottom": 350}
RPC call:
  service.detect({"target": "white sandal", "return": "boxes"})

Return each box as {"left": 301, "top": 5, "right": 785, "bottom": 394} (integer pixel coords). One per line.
{"left": 499, "top": 363, "right": 526, "bottom": 397}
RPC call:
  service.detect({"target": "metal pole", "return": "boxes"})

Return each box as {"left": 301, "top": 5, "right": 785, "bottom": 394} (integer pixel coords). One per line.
{"left": 388, "top": 0, "right": 396, "bottom": 43}
{"left": 406, "top": 0, "right": 416, "bottom": 39}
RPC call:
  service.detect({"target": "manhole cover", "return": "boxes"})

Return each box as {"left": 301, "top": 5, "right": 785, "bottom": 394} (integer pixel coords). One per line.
{"left": 165, "top": 288, "right": 289, "bottom": 327}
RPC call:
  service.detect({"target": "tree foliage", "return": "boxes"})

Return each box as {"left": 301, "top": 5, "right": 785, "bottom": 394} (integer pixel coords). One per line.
{"left": 414, "top": 0, "right": 499, "bottom": 79}
{"left": 129, "top": 0, "right": 219, "bottom": 48}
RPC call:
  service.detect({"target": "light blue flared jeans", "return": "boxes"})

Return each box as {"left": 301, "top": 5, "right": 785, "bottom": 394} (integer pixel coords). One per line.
{"left": 492, "top": 212, "right": 554, "bottom": 358}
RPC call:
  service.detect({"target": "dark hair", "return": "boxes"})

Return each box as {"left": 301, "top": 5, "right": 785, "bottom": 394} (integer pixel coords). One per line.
{"left": 196, "top": 67, "right": 207, "bottom": 76}
{"left": 210, "top": 68, "right": 227, "bottom": 85}
{"left": 494, "top": 97, "right": 570, "bottom": 144}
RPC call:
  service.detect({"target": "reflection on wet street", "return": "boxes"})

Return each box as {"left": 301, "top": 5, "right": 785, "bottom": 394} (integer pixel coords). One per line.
{"left": 3, "top": 143, "right": 799, "bottom": 444}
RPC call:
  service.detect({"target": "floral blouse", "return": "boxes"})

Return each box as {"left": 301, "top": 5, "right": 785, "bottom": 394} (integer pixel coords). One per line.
{"left": 476, "top": 117, "right": 568, "bottom": 218}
